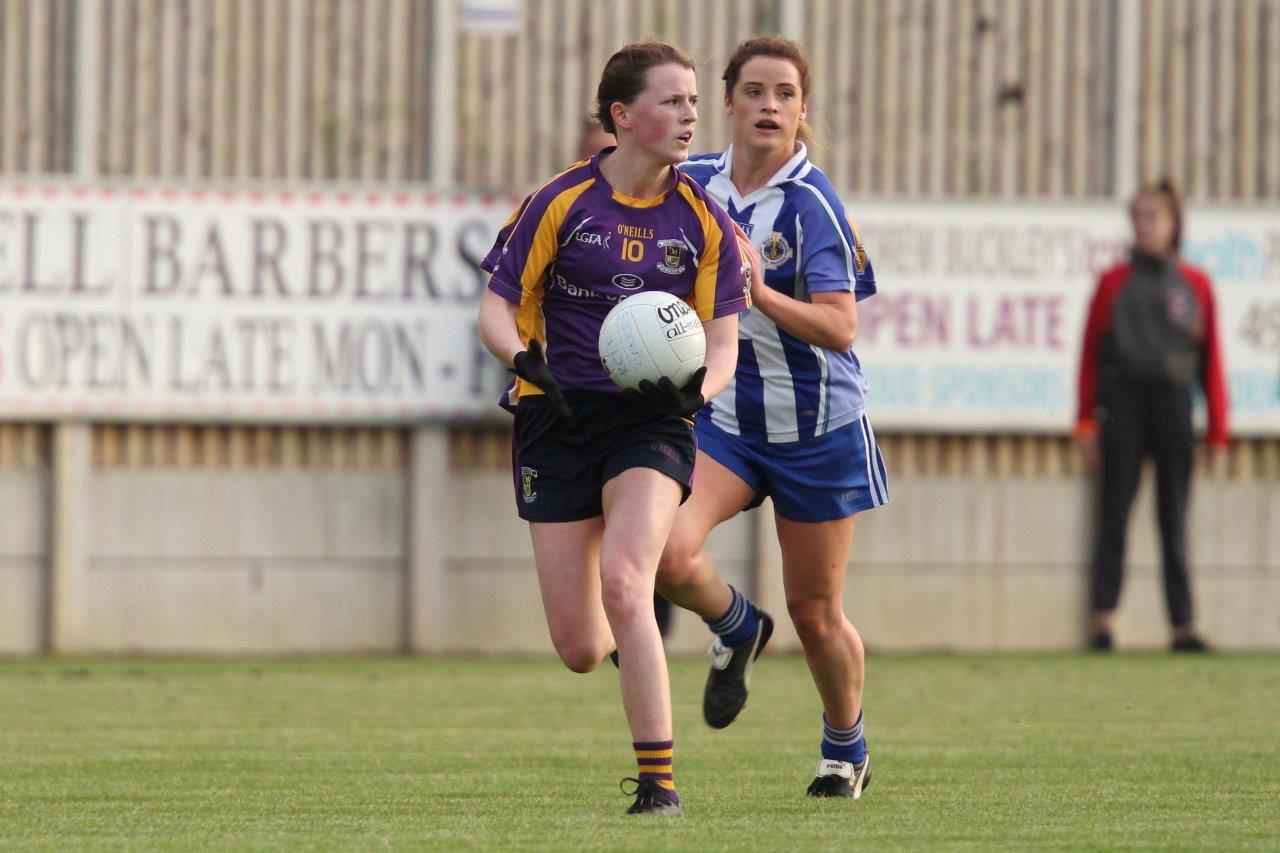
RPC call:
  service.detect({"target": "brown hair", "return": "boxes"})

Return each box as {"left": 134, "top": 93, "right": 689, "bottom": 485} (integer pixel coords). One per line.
{"left": 1131, "top": 177, "right": 1185, "bottom": 251}
{"left": 721, "top": 36, "right": 816, "bottom": 147}
{"left": 593, "top": 42, "right": 696, "bottom": 135}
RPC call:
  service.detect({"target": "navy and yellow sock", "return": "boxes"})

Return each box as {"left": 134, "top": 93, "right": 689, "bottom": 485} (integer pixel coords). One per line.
{"left": 633, "top": 740, "right": 679, "bottom": 802}
{"left": 705, "top": 584, "right": 759, "bottom": 648}
{"left": 821, "top": 711, "right": 867, "bottom": 764}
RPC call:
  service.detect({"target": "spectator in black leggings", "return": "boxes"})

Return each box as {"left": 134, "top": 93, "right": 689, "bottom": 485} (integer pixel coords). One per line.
{"left": 1074, "top": 178, "right": 1229, "bottom": 652}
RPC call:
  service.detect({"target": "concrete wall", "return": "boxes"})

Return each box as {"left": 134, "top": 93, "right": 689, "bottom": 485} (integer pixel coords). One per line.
{"left": 0, "top": 470, "right": 48, "bottom": 654}
{"left": 4, "top": 427, "right": 1278, "bottom": 656}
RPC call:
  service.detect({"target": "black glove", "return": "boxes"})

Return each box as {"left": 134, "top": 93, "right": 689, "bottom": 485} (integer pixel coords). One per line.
{"left": 511, "top": 340, "right": 573, "bottom": 420}
{"left": 623, "top": 367, "right": 707, "bottom": 418}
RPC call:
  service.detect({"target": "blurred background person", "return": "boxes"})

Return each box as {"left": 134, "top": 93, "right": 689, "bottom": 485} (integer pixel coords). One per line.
{"left": 577, "top": 119, "right": 615, "bottom": 160}
{"left": 1074, "top": 178, "right": 1229, "bottom": 653}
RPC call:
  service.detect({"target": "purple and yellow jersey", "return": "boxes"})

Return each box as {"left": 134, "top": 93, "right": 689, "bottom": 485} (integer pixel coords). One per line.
{"left": 680, "top": 144, "right": 877, "bottom": 443}
{"left": 482, "top": 148, "right": 751, "bottom": 404}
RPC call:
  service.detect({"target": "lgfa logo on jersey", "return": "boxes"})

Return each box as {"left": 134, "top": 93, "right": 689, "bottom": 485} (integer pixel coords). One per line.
{"left": 656, "top": 239, "right": 687, "bottom": 275}
{"left": 760, "top": 232, "right": 794, "bottom": 270}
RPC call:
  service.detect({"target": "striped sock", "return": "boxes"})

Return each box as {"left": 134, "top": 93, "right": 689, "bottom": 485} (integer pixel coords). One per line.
{"left": 704, "top": 585, "right": 759, "bottom": 648}
{"left": 821, "top": 711, "right": 867, "bottom": 764}
{"left": 633, "top": 740, "right": 678, "bottom": 800}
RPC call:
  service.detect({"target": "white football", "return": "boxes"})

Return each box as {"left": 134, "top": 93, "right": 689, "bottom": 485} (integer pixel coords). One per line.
{"left": 598, "top": 291, "right": 706, "bottom": 391}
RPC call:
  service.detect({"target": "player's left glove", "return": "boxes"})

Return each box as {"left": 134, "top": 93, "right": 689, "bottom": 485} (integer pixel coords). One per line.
{"left": 623, "top": 367, "right": 706, "bottom": 419}
{"left": 511, "top": 339, "right": 574, "bottom": 421}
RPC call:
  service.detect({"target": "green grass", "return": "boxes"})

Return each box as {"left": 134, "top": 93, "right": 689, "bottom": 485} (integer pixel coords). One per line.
{"left": 1, "top": 654, "right": 1277, "bottom": 850}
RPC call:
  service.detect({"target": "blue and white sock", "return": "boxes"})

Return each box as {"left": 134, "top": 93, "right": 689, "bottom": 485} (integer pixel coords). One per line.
{"left": 821, "top": 711, "right": 867, "bottom": 764}
{"left": 704, "top": 585, "right": 759, "bottom": 648}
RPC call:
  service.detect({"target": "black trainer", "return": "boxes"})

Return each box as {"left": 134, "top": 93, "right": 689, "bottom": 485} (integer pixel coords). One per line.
{"left": 703, "top": 608, "right": 774, "bottom": 729}
{"left": 620, "top": 777, "right": 682, "bottom": 815}
{"left": 1088, "top": 630, "right": 1113, "bottom": 651}
{"left": 806, "top": 757, "right": 871, "bottom": 799}
{"left": 1172, "top": 634, "right": 1211, "bottom": 652}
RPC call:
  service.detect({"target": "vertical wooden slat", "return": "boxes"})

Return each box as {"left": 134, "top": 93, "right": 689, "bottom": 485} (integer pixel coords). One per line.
{"left": 902, "top": 0, "right": 926, "bottom": 196}
{"left": 106, "top": 0, "right": 130, "bottom": 175}
{"left": 1164, "top": 0, "right": 1189, "bottom": 188}
{"left": 996, "top": 0, "right": 1020, "bottom": 198}
{"left": 1139, "top": 0, "right": 1162, "bottom": 184}
{"left": 826, "top": 0, "right": 853, "bottom": 192}
{"left": 1212, "top": 0, "right": 1235, "bottom": 199}
{"left": 1234, "top": 0, "right": 1258, "bottom": 200}
{"left": 309, "top": 0, "right": 334, "bottom": 178}
{"left": 560, "top": 0, "right": 584, "bottom": 168}
{"left": 973, "top": 0, "right": 997, "bottom": 194}
{"left": 1023, "top": 0, "right": 1044, "bottom": 195}
{"left": 1, "top": 2, "right": 18, "bottom": 171}
{"left": 50, "top": 0, "right": 73, "bottom": 172}
{"left": 948, "top": 0, "right": 973, "bottom": 195}
{"left": 359, "top": 0, "right": 385, "bottom": 180}
{"left": 285, "top": 0, "right": 310, "bottom": 180}
{"left": 259, "top": 0, "right": 284, "bottom": 178}
{"left": 234, "top": 0, "right": 258, "bottom": 179}
{"left": 157, "top": 0, "right": 181, "bottom": 176}
{"left": 131, "top": 0, "right": 157, "bottom": 176}
{"left": 185, "top": 0, "right": 210, "bottom": 178}
{"left": 530, "top": 0, "right": 554, "bottom": 182}
{"left": 1068, "top": 0, "right": 1091, "bottom": 197}
{"left": 409, "top": 0, "right": 430, "bottom": 181}
{"left": 334, "top": 0, "right": 358, "bottom": 180}
{"left": 1044, "top": 0, "right": 1067, "bottom": 197}
{"left": 1267, "top": 0, "right": 1280, "bottom": 198}
{"left": 1188, "top": 0, "right": 1212, "bottom": 198}
{"left": 857, "top": 0, "right": 878, "bottom": 193}
{"left": 385, "top": 0, "right": 411, "bottom": 181}
{"left": 881, "top": 0, "right": 903, "bottom": 194}
{"left": 489, "top": 35, "right": 512, "bottom": 189}
{"left": 26, "top": 0, "right": 52, "bottom": 172}
{"left": 927, "top": 0, "right": 949, "bottom": 196}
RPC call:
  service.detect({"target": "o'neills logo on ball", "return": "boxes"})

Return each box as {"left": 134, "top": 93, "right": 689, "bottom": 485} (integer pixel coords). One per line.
{"left": 656, "top": 300, "right": 692, "bottom": 324}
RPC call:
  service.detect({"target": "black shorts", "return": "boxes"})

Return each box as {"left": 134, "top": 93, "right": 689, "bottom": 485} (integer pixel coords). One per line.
{"left": 510, "top": 391, "right": 697, "bottom": 523}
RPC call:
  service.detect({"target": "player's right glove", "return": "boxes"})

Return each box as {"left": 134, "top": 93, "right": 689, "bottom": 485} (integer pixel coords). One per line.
{"left": 623, "top": 367, "right": 707, "bottom": 419}
{"left": 511, "top": 339, "right": 573, "bottom": 420}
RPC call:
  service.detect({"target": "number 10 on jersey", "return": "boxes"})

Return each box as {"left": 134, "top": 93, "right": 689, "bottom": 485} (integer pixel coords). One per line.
{"left": 621, "top": 238, "right": 645, "bottom": 263}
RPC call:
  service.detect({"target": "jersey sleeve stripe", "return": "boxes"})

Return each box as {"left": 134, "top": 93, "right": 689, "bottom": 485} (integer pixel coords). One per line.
{"left": 515, "top": 178, "right": 594, "bottom": 294}
{"left": 676, "top": 180, "right": 723, "bottom": 322}
{"left": 794, "top": 179, "right": 857, "bottom": 283}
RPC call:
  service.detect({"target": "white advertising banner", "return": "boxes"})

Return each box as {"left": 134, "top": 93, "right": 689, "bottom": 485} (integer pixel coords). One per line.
{"left": 2, "top": 187, "right": 1278, "bottom": 433}
{"left": 853, "top": 202, "right": 1280, "bottom": 435}
{"left": 0, "top": 185, "right": 514, "bottom": 422}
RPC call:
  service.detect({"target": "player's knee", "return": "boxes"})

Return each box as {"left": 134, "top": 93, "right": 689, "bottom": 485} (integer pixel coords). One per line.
{"left": 553, "top": 638, "right": 607, "bottom": 673}
{"left": 657, "top": 534, "right": 702, "bottom": 590}
{"left": 600, "top": 569, "right": 650, "bottom": 622}
{"left": 788, "top": 597, "right": 840, "bottom": 646}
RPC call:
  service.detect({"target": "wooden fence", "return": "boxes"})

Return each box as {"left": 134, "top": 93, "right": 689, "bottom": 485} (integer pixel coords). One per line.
{"left": 2, "top": 0, "right": 1279, "bottom": 474}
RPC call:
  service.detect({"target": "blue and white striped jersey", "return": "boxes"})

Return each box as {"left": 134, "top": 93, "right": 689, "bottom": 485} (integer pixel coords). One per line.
{"left": 679, "top": 144, "right": 877, "bottom": 443}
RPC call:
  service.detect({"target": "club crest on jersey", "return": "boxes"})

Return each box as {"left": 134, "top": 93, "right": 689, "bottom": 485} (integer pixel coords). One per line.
{"left": 520, "top": 467, "right": 538, "bottom": 503}
{"left": 760, "top": 232, "right": 794, "bottom": 270}
{"left": 854, "top": 240, "right": 870, "bottom": 277}
{"left": 656, "top": 239, "right": 687, "bottom": 275}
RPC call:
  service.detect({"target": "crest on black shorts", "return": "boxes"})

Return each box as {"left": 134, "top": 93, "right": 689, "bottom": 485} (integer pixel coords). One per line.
{"left": 520, "top": 466, "right": 538, "bottom": 504}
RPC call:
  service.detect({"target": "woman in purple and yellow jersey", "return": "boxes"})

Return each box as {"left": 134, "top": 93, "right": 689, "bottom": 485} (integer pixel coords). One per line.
{"left": 477, "top": 42, "right": 752, "bottom": 816}
{"left": 657, "top": 37, "right": 884, "bottom": 800}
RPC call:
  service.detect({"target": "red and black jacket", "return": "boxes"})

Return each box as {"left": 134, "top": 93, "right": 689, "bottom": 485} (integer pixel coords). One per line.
{"left": 1074, "top": 258, "right": 1229, "bottom": 447}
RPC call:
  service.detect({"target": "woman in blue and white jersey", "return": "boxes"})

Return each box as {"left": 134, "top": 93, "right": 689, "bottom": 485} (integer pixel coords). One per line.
{"left": 656, "top": 37, "right": 885, "bottom": 799}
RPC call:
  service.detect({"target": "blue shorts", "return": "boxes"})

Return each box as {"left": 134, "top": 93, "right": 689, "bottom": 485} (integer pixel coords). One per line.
{"left": 694, "top": 416, "right": 889, "bottom": 522}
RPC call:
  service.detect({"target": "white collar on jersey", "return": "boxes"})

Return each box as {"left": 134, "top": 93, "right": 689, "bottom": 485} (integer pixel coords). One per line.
{"left": 710, "top": 142, "right": 813, "bottom": 193}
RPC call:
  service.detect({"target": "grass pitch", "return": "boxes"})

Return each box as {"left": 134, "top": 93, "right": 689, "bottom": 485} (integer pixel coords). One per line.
{"left": 1, "top": 653, "right": 1277, "bottom": 850}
